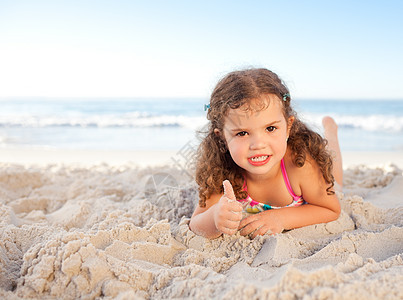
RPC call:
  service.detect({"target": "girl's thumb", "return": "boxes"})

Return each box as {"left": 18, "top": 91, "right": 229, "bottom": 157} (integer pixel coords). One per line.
{"left": 223, "top": 180, "right": 236, "bottom": 202}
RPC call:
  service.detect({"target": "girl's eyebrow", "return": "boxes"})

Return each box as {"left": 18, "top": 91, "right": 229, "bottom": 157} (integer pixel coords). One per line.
{"left": 229, "top": 120, "right": 282, "bottom": 132}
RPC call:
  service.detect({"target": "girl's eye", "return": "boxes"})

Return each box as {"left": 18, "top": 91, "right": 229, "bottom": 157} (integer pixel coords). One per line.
{"left": 266, "top": 126, "right": 277, "bottom": 132}
{"left": 236, "top": 131, "right": 248, "bottom": 137}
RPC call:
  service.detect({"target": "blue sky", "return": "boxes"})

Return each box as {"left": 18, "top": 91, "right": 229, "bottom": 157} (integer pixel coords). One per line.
{"left": 0, "top": 0, "right": 402, "bottom": 99}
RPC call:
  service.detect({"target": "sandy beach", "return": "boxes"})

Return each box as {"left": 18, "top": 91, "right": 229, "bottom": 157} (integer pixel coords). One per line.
{"left": 1, "top": 149, "right": 402, "bottom": 299}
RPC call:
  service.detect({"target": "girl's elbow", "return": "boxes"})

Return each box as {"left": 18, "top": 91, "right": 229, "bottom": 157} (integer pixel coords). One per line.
{"left": 330, "top": 206, "right": 341, "bottom": 221}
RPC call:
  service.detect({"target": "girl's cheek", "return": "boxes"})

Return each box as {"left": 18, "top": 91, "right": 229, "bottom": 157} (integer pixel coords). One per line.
{"left": 230, "top": 141, "right": 244, "bottom": 153}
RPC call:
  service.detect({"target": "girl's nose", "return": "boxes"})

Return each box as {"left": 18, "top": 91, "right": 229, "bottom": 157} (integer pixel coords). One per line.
{"left": 249, "top": 134, "right": 268, "bottom": 150}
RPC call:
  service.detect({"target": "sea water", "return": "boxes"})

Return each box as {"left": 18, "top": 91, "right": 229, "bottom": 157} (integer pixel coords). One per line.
{"left": 1, "top": 98, "right": 402, "bottom": 152}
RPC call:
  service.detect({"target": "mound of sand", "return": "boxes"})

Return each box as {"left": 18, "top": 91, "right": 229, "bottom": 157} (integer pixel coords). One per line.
{"left": 0, "top": 162, "right": 402, "bottom": 299}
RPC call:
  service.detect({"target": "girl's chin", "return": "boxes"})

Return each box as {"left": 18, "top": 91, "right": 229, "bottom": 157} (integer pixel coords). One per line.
{"left": 244, "top": 165, "right": 272, "bottom": 176}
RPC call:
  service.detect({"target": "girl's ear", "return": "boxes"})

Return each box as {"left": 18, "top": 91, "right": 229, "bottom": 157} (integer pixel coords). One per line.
{"left": 287, "top": 116, "right": 295, "bottom": 135}
{"left": 214, "top": 128, "right": 228, "bottom": 153}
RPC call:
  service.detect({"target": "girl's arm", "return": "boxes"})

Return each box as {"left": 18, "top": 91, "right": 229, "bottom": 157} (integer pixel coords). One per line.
{"left": 239, "top": 160, "right": 341, "bottom": 238}
{"left": 189, "top": 180, "right": 243, "bottom": 239}
{"left": 189, "top": 193, "right": 222, "bottom": 239}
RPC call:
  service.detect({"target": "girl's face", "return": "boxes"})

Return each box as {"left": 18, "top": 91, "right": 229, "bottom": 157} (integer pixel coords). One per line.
{"left": 219, "top": 96, "right": 293, "bottom": 178}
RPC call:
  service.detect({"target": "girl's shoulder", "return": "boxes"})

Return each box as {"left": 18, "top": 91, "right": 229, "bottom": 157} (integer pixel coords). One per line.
{"left": 285, "top": 151, "right": 331, "bottom": 200}
{"left": 284, "top": 151, "right": 321, "bottom": 179}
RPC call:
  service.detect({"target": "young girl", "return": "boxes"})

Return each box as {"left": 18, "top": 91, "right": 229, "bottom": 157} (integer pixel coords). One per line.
{"left": 189, "top": 68, "right": 342, "bottom": 239}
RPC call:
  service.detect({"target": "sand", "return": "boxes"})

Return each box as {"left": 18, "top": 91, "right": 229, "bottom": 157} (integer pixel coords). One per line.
{"left": 0, "top": 150, "right": 402, "bottom": 299}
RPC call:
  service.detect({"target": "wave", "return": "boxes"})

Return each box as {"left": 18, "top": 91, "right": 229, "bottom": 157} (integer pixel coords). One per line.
{"left": 0, "top": 112, "right": 207, "bottom": 130}
{"left": 299, "top": 113, "right": 403, "bottom": 132}
{"left": 1, "top": 111, "right": 403, "bottom": 132}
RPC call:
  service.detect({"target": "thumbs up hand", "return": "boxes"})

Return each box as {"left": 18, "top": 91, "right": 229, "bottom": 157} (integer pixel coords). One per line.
{"left": 213, "top": 180, "right": 243, "bottom": 235}
{"left": 223, "top": 179, "right": 237, "bottom": 202}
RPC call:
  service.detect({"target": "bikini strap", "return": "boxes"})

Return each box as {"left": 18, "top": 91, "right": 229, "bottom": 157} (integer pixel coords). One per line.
{"left": 242, "top": 178, "right": 248, "bottom": 191}
{"left": 280, "top": 159, "right": 301, "bottom": 201}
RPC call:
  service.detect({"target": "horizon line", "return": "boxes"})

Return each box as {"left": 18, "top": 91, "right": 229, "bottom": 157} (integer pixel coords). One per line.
{"left": 0, "top": 96, "right": 403, "bottom": 101}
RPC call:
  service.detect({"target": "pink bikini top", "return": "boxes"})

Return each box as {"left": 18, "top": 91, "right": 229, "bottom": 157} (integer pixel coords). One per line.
{"left": 238, "top": 159, "right": 305, "bottom": 213}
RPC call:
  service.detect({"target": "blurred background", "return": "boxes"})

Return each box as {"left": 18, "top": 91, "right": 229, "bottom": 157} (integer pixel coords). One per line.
{"left": 1, "top": 0, "right": 402, "bottom": 153}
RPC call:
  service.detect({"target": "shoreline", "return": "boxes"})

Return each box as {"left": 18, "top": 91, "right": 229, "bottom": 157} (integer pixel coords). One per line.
{"left": 0, "top": 148, "right": 178, "bottom": 167}
{"left": 341, "top": 151, "right": 403, "bottom": 168}
{"left": 0, "top": 148, "right": 402, "bottom": 168}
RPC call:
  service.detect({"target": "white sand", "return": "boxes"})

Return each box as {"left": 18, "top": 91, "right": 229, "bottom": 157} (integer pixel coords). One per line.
{"left": 0, "top": 150, "right": 402, "bottom": 299}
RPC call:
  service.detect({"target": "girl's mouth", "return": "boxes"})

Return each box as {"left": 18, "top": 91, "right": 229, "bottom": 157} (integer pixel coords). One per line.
{"left": 248, "top": 155, "right": 270, "bottom": 166}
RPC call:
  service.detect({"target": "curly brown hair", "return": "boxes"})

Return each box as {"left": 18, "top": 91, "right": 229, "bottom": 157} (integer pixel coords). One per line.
{"left": 195, "top": 68, "right": 335, "bottom": 207}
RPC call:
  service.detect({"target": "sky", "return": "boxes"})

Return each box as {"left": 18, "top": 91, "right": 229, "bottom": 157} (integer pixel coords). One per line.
{"left": 0, "top": 0, "right": 402, "bottom": 99}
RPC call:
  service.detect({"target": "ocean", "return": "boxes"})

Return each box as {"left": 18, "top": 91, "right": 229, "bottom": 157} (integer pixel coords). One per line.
{"left": 1, "top": 98, "right": 402, "bottom": 152}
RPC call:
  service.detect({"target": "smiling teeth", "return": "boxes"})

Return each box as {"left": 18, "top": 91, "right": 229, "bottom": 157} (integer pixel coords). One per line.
{"left": 251, "top": 155, "right": 268, "bottom": 162}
